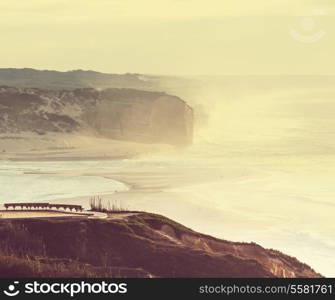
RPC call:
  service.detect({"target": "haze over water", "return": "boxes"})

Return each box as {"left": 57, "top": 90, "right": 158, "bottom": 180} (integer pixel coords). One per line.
{"left": 181, "top": 76, "right": 335, "bottom": 277}
{"left": 1, "top": 76, "right": 334, "bottom": 277}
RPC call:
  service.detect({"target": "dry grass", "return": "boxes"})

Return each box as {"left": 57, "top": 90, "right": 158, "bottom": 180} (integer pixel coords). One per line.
{"left": 89, "top": 196, "right": 128, "bottom": 213}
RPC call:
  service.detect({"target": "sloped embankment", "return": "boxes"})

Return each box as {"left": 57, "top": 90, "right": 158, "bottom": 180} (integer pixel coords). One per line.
{"left": 0, "top": 213, "right": 321, "bottom": 278}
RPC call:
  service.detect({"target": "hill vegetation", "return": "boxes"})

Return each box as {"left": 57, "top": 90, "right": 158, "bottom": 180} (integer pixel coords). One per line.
{"left": 0, "top": 213, "right": 321, "bottom": 278}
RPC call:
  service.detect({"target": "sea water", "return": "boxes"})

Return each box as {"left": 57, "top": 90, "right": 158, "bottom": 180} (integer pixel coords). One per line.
{"left": 1, "top": 77, "right": 334, "bottom": 277}
{"left": 0, "top": 161, "right": 129, "bottom": 206}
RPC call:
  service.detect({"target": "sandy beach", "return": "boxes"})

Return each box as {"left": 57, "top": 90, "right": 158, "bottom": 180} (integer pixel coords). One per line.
{"left": 2, "top": 79, "right": 335, "bottom": 277}
{"left": 27, "top": 152, "right": 334, "bottom": 278}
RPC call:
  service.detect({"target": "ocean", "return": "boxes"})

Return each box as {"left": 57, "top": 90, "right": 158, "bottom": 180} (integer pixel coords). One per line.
{"left": 1, "top": 76, "right": 334, "bottom": 276}
{"left": 0, "top": 161, "right": 129, "bottom": 207}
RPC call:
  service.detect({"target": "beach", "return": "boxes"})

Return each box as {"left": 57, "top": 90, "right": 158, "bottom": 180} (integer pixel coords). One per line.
{"left": 1, "top": 77, "right": 335, "bottom": 277}
{"left": 1, "top": 150, "right": 334, "bottom": 277}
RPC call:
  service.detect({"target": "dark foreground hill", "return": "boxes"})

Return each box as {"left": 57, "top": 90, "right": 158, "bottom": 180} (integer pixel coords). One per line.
{"left": 0, "top": 213, "right": 321, "bottom": 278}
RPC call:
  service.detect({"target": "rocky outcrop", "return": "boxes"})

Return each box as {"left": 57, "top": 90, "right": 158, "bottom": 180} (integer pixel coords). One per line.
{"left": 0, "top": 213, "right": 321, "bottom": 278}
{"left": 0, "top": 68, "right": 152, "bottom": 90}
{"left": 0, "top": 86, "right": 193, "bottom": 146}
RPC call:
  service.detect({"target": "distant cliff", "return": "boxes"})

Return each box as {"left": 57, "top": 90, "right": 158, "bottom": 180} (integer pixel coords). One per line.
{"left": 0, "top": 86, "right": 193, "bottom": 146}
{"left": 0, "top": 68, "right": 152, "bottom": 91}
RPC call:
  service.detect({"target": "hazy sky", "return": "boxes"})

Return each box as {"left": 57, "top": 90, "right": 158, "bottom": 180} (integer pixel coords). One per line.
{"left": 1, "top": 0, "right": 334, "bottom": 75}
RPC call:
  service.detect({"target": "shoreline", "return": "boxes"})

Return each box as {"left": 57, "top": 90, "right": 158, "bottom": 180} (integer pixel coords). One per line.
{"left": 1, "top": 158, "right": 334, "bottom": 277}
{"left": 3, "top": 155, "right": 133, "bottom": 162}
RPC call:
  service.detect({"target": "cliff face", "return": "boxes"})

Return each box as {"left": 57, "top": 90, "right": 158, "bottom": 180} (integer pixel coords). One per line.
{"left": 0, "top": 213, "right": 321, "bottom": 278}
{"left": 83, "top": 89, "right": 193, "bottom": 145}
{"left": 0, "top": 86, "right": 193, "bottom": 146}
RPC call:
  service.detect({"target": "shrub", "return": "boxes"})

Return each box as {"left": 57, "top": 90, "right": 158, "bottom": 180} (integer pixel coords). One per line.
{"left": 89, "top": 196, "right": 127, "bottom": 213}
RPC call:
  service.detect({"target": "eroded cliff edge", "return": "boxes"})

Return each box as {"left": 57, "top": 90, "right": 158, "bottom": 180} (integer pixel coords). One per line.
{"left": 0, "top": 213, "right": 321, "bottom": 278}
{"left": 0, "top": 86, "right": 193, "bottom": 146}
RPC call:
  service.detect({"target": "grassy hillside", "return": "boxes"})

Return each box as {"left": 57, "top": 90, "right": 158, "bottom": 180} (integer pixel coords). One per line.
{"left": 0, "top": 213, "right": 321, "bottom": 278}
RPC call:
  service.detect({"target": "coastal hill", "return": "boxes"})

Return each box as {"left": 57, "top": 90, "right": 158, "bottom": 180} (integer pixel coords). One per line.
{"left": 0, "top": 68, "right": 153, "bottom": 91}
{"left": 0, "top": 86, "right": 193, "bottom": 149}
{"left": 0, "top": 213, "right": 320, "bottom": 278}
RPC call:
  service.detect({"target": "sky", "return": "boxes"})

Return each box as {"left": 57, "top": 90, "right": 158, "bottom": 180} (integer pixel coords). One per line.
{"left": 1, "top": 0, "right": 334, "bottom": 75}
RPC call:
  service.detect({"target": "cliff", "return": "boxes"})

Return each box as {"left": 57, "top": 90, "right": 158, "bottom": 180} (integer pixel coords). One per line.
{"left": 0, "top": 86, "right": 193, "bottom": 146}
{"left": 0, "top": 213, "right": 321, "bottom": 278}
{"left": 0, "top": 68, "right": 152, "bottom": 91}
